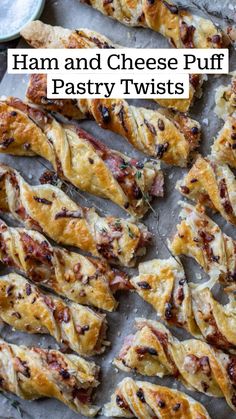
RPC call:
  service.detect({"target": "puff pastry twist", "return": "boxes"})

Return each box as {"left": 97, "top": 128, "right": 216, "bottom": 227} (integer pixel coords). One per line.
{"left": 131, "top": 256, "right": 236, "bottom": 351}
{"left": 215, "top": 76, "right": 236, "bottom": 121}
{"left": 0, "top": 338, "right": 100, "bottom": 416}
{"left": 211, "top": 114, "right": 236, "bottom": 168}
{"left": 0, "top": 218, "right": 126, "bottom": 311}
{"left": 0, "top": 273, "right": 108, "bottom": 356}
{"left": 0, "top": 164, "right": 151, "bottom": 267}
{"left": 81, "top": 0, "right": 224, "bottom": 49}
{"left": 114, "top": 318, "right": 236, "bottom": 411}
{"left": 0, "top": 97, "right": 164, "bottom": 218}
{"left": 21, "top": 20, "right": 205, "bottom": 112}
{"left": 103, "top": 377, "right": 211, "bottom": 418}
{"left": 212, "top": 77, "right": 236, "bottom": 168}
{"left": 25, "top": 75, "right": 201, "bottom": 165}
{"left": 177, "top": 155, "right": 236, "bottom": 225}
{"left": 170, "top": 202, "right": 236, "bottom": 290}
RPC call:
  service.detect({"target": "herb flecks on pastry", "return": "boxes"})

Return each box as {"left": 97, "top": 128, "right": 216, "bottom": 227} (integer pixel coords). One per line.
{"left": 132, "top": 256, "right": 236, "bottom": 351}
{"left": 0, "top": 164, "right": 151, "bottom": 267}
{"left": 103, "top": 377, "right": 211, "bottom": 418}
{"left": 215, "top": 76, "right": 236, "bottom": 121}
{"left": 177, "top": 155, "right": 236, "bottom": 225}
{"left": 0, "top": 97, "right": 164, "bottom": 218}
{"left": 212, "top": 114, "right": 236, "bottom": 168}
{"left": 25, "top": 76, "right": 200, "bottom": 166}
{"left": 0, "top": 218, "right": 128, "bottom": 311}
{"left": 114, "top": 318, "right": 236, "bottom": 411}
{"left": 0, "top": 338, "right": 100, "bottom": 416}
{"left": 170, "top": 202, "right": 236, "bottom": 291}
{"left": 0, "top": 273, "right": 108, "bottom": 356}
{"left": 21, "top": 20, "right": 205, "bottom": 112}
{"left": 80, "top": 0, "right": 224, "bottom": 49}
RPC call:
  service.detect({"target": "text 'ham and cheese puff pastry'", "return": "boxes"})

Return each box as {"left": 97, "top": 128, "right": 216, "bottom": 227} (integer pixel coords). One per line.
{"left": 131, "top": 256, "right": 236, "bottom": 351}
{"left": 170, "top": 202, "right": 236, "bottom": 290}
{"left": 177, "top": 155, "right": 236, "bottom": 225}
{"left": 211, "top": 113, "right": 236, "bottom": 168}
{"left": 81, "top": 0, "right": 224, "bottom": 49}
{"left": 215, "top": 76, "right": 236, "bottom": 121}
{"left": 114, "top": 318, "right": 236, "bottom": 411}
{"left": 0, "top": 164, "right": 151, "bottom": 267}
{"left": 0, "top": 338, "right": 99, "bottom": 416}
{"left": 25, "top": 75, "right": 201, "bottom": 165}
{"left": 103, "top": 377, "right": 211, "bottom": 419}
{"left": 0, "top": 97, "right": 164, "bottom": 218}
{"left": 0, "top": 273, "right": 108, "bottom": 357}
{"left": 21, "top": 21, "right": 205, "bottom": 113}
{"left": 0, "top": 218, "right": 128, "bottom": 311}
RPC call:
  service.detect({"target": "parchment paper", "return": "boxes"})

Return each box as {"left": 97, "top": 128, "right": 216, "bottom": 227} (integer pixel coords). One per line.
{"left": 0, "top": 0, "right": 236, "bottom": 418}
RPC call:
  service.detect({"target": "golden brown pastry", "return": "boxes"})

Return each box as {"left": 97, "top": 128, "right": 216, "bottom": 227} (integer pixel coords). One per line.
{"left": 21, "top": 20, "right": 204, "bottom": 112}
{"left": 0, "top": 97, "right": 164, "bottom": 218}
{"left": 0, "top": 338, "right": 99, "bottom": 416}
{"left": 114, "top": 318, "right": 236, "bottom": 411}
{"left": 0, "top": 164, "right": 151, "bottom": 267}
{"left": 0, "top": 218, "right": 127, "bottom": 311}
{"left": 21, "top": 19, "right": 117, "bottom": 49}
{"left": 177, "top": 155, "right": 236, "bottom": 225}
{"left": 0, "top": 273, "right": 108, "bottom": 357}
{"left": 211, "top": 114, "right": 236, "bottom": 168}
{"left": 170, "top": 202, "right": 236, "bottom": 291}
{"left": 130, "top": 257, "right": 199, "bottom": 338}
{"left": 215, "top": 76, "right": 236, "bottom": 120}
{"left": 131, "top": 256, "right": 236, "bottom": 351}
{"left": 157, "top": 74, "right": 206, "bottom": 113}
{"left": 103, "top": 377, "right": 211, "bottom": 418}
{"left": 81, "top": 0, "right": 224, "bottom": 48}
{"left": 25, "top": 75, "right": 201, "bottom": 165}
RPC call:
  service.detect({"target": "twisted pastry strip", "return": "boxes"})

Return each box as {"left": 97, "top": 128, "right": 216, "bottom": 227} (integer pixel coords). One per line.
{"left": 177, "top": 155, "right": 236, "bottom": 225}
{"left": 103, "top": 377, "right": 211, "bottom": 418}
{"left": 25, "top": 75, "right": 201, "bottom": 166}
{"left": 0, "top": 97, "right": 164, "bottom": 218}
{"left": 131, "top": 256, "right": 236, "bottom": 351}
{"left": 81, "top": 0, "right": 224, "bottom": 48}
{"left": 0, "top": 338, "right": 99, "bottom": 416}
{"left": 0, "top": 218, "right": 127, "bottom": 311}
{"left": 130, "top": 257, "right": 199, "bottom": 338}
{"left": 0, "top": 164, "right": 151, "bottom": 267}
{"left": 215, "top": 76, "right": 236, "bottom": 120}
{"left": 0, "top": 273, "right": 108, "bottom": 356}
{"left": 211, "top": 114, "right": 236, "bottom": 168}
{"left": 114, "top": 318, "right": 236, "bottom": 411}
{"left": 21, "top": 20, "right": 204, "bottom": 112}
{"left": 170, "top": 202, "right": 236, "bottom": 291}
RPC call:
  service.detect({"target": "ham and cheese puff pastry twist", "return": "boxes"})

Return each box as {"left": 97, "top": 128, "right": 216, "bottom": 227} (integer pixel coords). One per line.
{"left": 170, "top": 202, "right": 236, "bottom": 290}
{"left": 24, "top": 75, "right": 201, "bottom": 165}
{"left": 114, "top": 319, "right": 236, "bottom": 411}
{"left": 0, "top": 273, "right": 108, "bottom": 357}
{"left": 215, "top": 76, "right": 236, "bottom": 121}
{"left": 177, "top": 156, "right": 236, "bottom": 225}
{"left": 0, "top": 218, "right": 126, "bottom": 311}
{"left": 0, "top": 338, "right": 100, "bottom": 416}
{"left": 81, "top": 0, "right": 224, "bottom": 49}
{"left": 131, "top": 256, "right": 236, "bottom": 351}
{"left": 103, "top": 377, "right": 211, "bottom": 418}
{"left": 211, "top": 114, "right": 236, "bottom": 168}
{"left": 0, "top": 164, "right": 151, "bottom": 267}
{"left": 0, "top": 97, "right": 164, "bottom": 218}
{"left": 21, "top": 20, "right": 205, "bottom": 112}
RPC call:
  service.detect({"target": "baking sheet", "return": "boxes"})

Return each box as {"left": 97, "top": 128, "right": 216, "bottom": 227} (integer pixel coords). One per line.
{"left": 0, "top": 0, "right": 236, "bottom": 417}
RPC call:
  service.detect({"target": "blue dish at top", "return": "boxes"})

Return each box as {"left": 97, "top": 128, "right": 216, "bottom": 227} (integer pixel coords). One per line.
{"left": 0, "top": 0, "right": 45, "bottom": 42}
